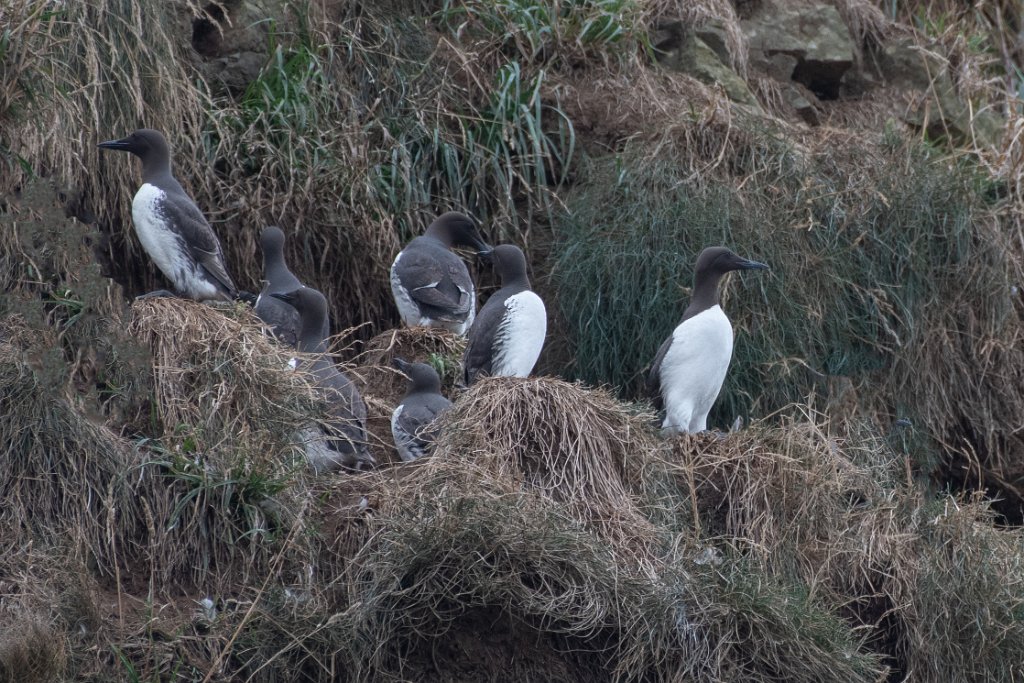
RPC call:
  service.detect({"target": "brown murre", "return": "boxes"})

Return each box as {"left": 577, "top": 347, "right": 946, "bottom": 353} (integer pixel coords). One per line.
{"left": 253, "top": 226, "right": 328, "bottom": 347}
{"left": 648, "top": 246, "right": 768, "bottom": 434}
{"left": 462, "top": 244, "right": 547, "bottom": 385}
{"left": 271, "top": 287, "right": 374, "bottom": 472}
{"left": 390, "top": 357, "right": 452, "bottom": 462}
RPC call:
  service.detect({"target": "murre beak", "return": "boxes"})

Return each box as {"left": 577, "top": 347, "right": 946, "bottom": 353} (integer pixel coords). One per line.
{"left": 478, "top": 248, "right": 495, "bottom": 265}
{"left": 392, "top": 357, "right": 411, "bottom": 372}
{"left": 473, "top": 236, "right": 492, "bottom": 253}
{"left": 97, "top": 137, "right": 131, "bottom": 151}
{"left": 737, "top": 258, "right": 769, "bottom": 271}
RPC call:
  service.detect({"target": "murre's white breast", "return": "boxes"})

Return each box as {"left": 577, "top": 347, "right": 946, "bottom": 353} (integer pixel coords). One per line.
{"left": 660, "top": 305, "right": 734, "bottom": 433}
{"left": 131, "top": 183, "right": 219, "bottom": 300}
{"left": 491, "top": 291, "right": 546, "bottom": 377}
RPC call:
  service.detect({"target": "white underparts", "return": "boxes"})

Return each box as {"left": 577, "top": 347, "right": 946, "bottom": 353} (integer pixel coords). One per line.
{"left": 490, "top": 291, "right": 547, "bottom": 377}
{"left": 660, "top": 305, "right": 734, "bottom": 433}
{"left": 132, "top": 183, "right": 219, "bottom": 300}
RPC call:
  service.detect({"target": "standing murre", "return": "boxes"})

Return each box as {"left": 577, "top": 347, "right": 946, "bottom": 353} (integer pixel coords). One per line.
{"left": 463, "top": 244, "right": 547, "bottom": 385}
{"left": 390, "top": 212, "right": 491, "bottom": 335}
{"left": 647, "top": 246, "right": 768, "bottom": 434}
{"left": 98, "top": 129, "right": 236, "bottom": 301}
{"left": 271, "top": 287, "right": 374, "bottom": 472}
{"left": 391, "top": 357, "right": 452, "bottom": 462}
{"left": 254, "top": 226, "right": 328, "bottom": 347}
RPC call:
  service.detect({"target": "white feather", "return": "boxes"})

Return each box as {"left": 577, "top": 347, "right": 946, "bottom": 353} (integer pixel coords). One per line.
{"left": 491, "top": 291, "right": 547, "bottom": 377}
{"left": 659, "top": 305, "right": 733, "bottom": 433}
{"left": 132, "top": 183, "right": 219, "bottom": 300}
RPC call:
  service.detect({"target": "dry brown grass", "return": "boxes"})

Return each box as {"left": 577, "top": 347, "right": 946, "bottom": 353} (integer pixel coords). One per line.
{"left": 2, "top": 0, "right": 1024, "bottom": 679}
{"left": 427, "top": 376, "right": 661, "bottom": 554}
{"left": 0, "top": 341, "right": 139, "bottom": 576}
{"left": 0, "top": 617, "right": 67, "bottom": 683}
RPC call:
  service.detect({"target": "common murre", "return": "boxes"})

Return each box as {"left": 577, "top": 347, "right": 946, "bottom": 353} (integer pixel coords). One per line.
{"left": 253, "top": 226, "right": 328, "bottom": 347}
{"left": 462, "top": 244, "right": 546, "bottom": 385}
{"left": 98, "top": 128, "right": 236, "bottom": 301}
{"left": 271, "top": 287, "right": 374, "bottom": 472}
{"left": 390, "top": 212, "right": 490, "bottom": 335}
{"left": 390, "top": 357, "right": 452, "bottom": 462}
{"left": 648, "top": 246, "right": 768, "bottom": 434}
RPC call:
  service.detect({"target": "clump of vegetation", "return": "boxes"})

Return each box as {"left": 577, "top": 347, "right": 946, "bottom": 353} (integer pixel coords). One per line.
{"left": 2, "top": 0, "right": 1024, "bottom": 679}
{"left": 551, "top": 132, "right": 1024, "bottom": 513}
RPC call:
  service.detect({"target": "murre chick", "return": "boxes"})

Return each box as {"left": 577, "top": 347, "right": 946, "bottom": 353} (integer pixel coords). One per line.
{"left": 648, "top": 246, "right": 768, "bottom": 434}
{"left": 271, "top": 287, "right": 374, "bottom": 472}
{"left": 391, "top": 357, "right": 452, "bottom": 462}
{"left": 463, "top": 244, "right": 546, "bottom": 385}
{"left": 254, "top": 226, "right": 328, "bottom": 347}
{"left": 98, "top": 129, "right": 236, "bottom": 301}
{"left": 390, "top": 212, "right": 491, "bottom": 335}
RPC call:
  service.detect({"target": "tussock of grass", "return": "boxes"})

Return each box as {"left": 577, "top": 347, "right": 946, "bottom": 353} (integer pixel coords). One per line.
{"left": 0, "top": 342, "right": 138, "bottom": 575}
{"left": 127, "top": 298, "right": 312, "bottom": 449}
{"left": 0, "top": 617, "right": 66, "bottom": 683}
{"left": 119, "top": 298, "right": 326, "bottom": 587}
{"left": 662, "top": 414, "right": 1024, "bottom": 679}
{"left": 338, "top": 384, "right": 886, "bottom": 681}
{"left": 430, "top": 376, "right": 661, "bottom": 552}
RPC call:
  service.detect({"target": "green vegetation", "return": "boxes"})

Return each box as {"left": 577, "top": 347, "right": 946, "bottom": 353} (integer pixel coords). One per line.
{"left": 2, "top": 0, "right": 1024, "bottom": 679}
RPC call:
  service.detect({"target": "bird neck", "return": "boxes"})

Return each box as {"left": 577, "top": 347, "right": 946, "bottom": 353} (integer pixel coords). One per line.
{"left": 141, "top": 156, "right": 174, "bottom": 185}
{"left": 685, "top": 270, "right": 724, "bottom": 318}
{"left": 424, "top": 224, "right": 454, "bottom": 247}
{"left": 264, "top": 250, "right": 291, "bottom": 282}
{"left": 298, "top": 318, "right": 328, "bottom": 354}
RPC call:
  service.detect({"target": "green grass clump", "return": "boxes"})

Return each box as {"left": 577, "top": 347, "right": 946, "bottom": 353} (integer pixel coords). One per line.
{"left": 550, "top": 133, "right": 1023, "bottom": 493}
{"left": 435, "top": 0, "right": 645, "bottom": 63}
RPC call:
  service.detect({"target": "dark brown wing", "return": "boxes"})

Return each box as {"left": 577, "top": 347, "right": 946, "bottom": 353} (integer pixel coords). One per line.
{"left": 161, "top": 190, "right": 237, "bottom": 297}
{"left": 647, "top": 334, "right": 674, "bottom": 413}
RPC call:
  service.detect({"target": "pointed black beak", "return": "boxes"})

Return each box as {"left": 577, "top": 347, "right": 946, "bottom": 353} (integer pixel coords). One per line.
{"left": 473, "top": 235, "right": 492, "bottom": 253}
{"left": 478, "top": 248, "right": 495, "bottom": 265}
{"left": 737, "top": 258, "right": 769, "bottom": 271}
{"left": 392, "top": 357, "right": 411, "bottom": 372}
{"left": 97, "top": 137, "right": 131, "bottom": 151}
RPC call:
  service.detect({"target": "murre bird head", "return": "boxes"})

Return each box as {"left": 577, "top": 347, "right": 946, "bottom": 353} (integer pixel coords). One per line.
{"left": 481, "top": 244, "right": 530, "bottom": 288}
{"left": 271, "top": 287, "right": 328, "bottom": 351}
{"left": 98, "top": 129, "right": 171, "bottom": 171}
{"left": 425, "top": 212, "right": 491, "bottom": 252}
{"left": 393, "top": 357, "right": 443, "bottom": 393}
{"left": 261, "top": 225, "right": 287, "bottom": 260}
{"left": 687, "top": 246, "right": 768, "bottom": 314}
{"left": 260, "top": 226, "right": 301, "bottom": 289}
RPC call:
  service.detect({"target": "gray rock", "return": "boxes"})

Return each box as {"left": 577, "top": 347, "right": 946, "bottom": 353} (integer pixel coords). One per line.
{"left": 184, "top": 0, "right": 291, "bottom": 96}
{"left": 742, "top": 2, "right": 855, "bottom": 100}
{"left": 879, "top": 38, "right": 1004, "bottom": 146}
{"left": 654, "top": 22, "right": 762, "bottom": 112}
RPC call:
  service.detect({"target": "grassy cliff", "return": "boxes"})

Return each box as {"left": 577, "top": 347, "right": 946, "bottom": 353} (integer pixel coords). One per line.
{"left": 2, "top": 0, "right": 1024, "bottom": 680}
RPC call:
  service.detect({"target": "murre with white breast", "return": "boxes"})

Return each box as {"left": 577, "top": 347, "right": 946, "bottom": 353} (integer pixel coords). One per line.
{"left": 391, "top": 357, "right": 452, "bottom": 462}
{"left": 463, "top": 244, "right": 547, "bottom": 385}
{"left": 271, "top": 287, "right": 374, "bottom": 472}
{"left": 98, "top": 129, "right": 236, "bottom": 301}
{"left": 390, "top": 212, "right": 491, "bottom": 335}
{"left": 648, "top": 246, "right": 768, "bottom": 434}
{"left": 254, "top": 226, "right": 328, "bottom": 347}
